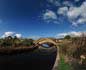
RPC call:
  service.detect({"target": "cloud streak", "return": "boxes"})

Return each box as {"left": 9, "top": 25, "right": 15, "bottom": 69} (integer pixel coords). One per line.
{"left": 56, "top": 31, "right": 86, "bottom": 38}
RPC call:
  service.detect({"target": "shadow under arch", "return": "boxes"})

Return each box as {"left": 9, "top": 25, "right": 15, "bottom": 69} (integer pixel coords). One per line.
{"left": 34, "top": 38, "right": 60, "bottom": 70}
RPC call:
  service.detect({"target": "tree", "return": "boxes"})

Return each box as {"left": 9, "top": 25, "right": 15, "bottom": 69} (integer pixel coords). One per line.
{"left": 64, "top": 35, "right": 71, "bottom": 39}
{"left": 0, "top": 38, "right": 4, "bottom": 48}
{"left": 13, "top": 36, "right": 21, "bottom": 47}
{"left": 1, "top": 36, "right": 13, "bottom": 48}
{"left": 22, "top": 39, "right": 34, "bottom": 47}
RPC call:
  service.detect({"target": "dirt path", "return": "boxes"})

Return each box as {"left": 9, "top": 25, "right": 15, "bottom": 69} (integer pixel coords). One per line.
{"left": 52, "top": 45, "right": 60, "bottom": 70}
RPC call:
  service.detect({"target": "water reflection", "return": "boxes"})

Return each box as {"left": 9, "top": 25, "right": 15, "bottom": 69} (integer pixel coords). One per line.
{"left": 0, "top": 45, "right": 57, "bottom": 70}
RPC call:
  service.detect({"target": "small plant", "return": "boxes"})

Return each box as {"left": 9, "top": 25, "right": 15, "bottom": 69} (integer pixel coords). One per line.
{"left": 64, "top": 35, "right": 71, "bottom": 40}
{"left": 58, "top": 56, "right": 72, "bottom": 70}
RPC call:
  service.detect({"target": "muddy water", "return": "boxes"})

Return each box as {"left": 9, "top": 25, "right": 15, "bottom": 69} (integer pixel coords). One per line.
{"left": 0, "top": 47, "right": 57, "bottom": 70}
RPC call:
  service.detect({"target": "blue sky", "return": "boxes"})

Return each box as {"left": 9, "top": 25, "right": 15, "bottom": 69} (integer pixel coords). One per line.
{"left": 0, "top": 0, "right": 86, "bottom": 38}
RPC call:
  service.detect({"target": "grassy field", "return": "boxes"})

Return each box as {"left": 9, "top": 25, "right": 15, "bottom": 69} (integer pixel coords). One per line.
{"left": 58, "top": 55, "right": 72, "bottom": 70}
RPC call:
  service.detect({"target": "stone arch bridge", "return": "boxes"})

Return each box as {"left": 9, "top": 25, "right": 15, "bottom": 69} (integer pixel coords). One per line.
{"left": 34, "top": 38, "right": 60, "bottom": 70}
{"left": 34, "top": 38, "right": 58, "bottom": 46}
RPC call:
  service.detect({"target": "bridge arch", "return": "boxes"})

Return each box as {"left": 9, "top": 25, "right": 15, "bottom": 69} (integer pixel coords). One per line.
{"left": 34, "top": 38, "right": 57, "bottom": 46}
{"left": 34, "top": 38, "right": 60, "bottom": 70}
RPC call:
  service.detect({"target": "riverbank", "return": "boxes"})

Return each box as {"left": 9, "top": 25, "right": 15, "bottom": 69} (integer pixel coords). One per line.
{"left": 0, "top": 46, "right": 38, "bottom": 55}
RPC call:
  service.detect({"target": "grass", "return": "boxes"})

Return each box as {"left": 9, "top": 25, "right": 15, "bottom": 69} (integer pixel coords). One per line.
{"left": 58, "top": 55, "right": 72, "bottom": 70}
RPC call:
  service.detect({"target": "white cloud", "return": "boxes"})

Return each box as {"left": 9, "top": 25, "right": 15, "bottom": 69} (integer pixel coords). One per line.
{"left": 57, "top": 1, "right": 86, "bottom": 26}
{"left": 57, "top": 7, "right": 68, "bottom": 15}
{"left": 56, "top": 33, "right": 68, "bottom": 38}
{"left": 69, "top": 31, "right": 82, "bottom": 37}
{"left": 56, "top": 31, "right": 86, "bottom": 38}
{"left": 67, "top": 7, "right": 81, "bottom": 20}
{"left": 1, "top": 31, "right": 22, "bottom": 38}
{"left": 77, "top": 18, "right": 86, "bottom": 24}
{"left": 15, "top": 34, "right": 22, "bottom": 38}
{"left": 43, "top": 10, "right": 57, "bottom": 20}
{"left": 43, "top": 10, "right": 58, "bottom": 23}
{"left": 2, "top": 32, "right": 15, "bottom": 38}
{"left": 42, "top": 0, "right": 86, "bottom": 26}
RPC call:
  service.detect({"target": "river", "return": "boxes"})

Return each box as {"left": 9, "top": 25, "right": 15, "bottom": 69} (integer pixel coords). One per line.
{"left": 0, "top": 46, "right": 57, "bottom": 70}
